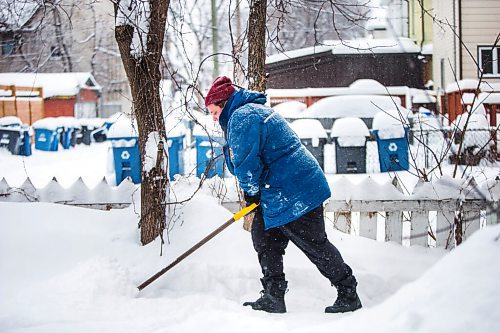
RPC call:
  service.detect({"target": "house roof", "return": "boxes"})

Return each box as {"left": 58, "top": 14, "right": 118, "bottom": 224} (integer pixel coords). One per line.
{"left": 266, "top": 38, "right": 421, "bottom": 65}
{"left": 0, "top": 72, "right": 102, "bottom": 98}
{"left": 0, "top": 0, "right": 41, "bottom": 31}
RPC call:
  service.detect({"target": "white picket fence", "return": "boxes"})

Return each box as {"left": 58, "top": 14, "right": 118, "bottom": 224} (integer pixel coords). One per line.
{"left": 0, "top": 177, "right": 138, "bottom": 210}
{"left": 325, "top": 176, "right": 499, "bottom": 248}
{"left": 1, "top": 175, "right": 498, "bottom": 248}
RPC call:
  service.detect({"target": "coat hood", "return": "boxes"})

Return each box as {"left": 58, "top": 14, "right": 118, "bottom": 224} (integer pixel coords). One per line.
{"left": 218, "top": 89, "right": 267, "bottom": 133}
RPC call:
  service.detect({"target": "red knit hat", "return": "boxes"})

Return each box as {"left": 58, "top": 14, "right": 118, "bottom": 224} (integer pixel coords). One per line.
{"left": 204, "top": 76, "right": 236, "bottom": 107}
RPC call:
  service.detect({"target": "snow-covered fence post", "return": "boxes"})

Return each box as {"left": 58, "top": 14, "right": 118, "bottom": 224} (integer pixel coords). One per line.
{"left": 334, "top": 211, "right": 351, "bottom": 234}
{"left": 410, "top": 210, "right": 429, "bottom": 247}
{"left": 435, "top": 208, "right": 455, "bottom": 248}
{"left": 385, "top": 211, "right": 403, "bottom": 243}
{"left": 359, "top": 211, "right": 377, "bottom": 240}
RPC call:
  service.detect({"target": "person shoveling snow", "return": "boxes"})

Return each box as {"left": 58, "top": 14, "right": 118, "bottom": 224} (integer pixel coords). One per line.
{"left": 204, "top": 76, "right": 362, "bottom": 314}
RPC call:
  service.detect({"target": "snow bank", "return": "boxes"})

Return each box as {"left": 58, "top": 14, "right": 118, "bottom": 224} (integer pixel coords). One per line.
{"left": 306, "top": 95, "right": 403, "bottom": 119}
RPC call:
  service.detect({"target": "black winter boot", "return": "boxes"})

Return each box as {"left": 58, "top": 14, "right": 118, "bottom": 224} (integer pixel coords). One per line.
{"left": 243, "top": 278, "right": 287, "bottom": 313}
{"left": 325, "top": 276, "right": 362, "bottom": 313}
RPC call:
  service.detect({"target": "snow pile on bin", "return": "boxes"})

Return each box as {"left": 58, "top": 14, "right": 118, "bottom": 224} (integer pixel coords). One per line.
{"left": 290, "top": 118, "right": 327, "bottom": 146}
{"left": 330, "top": 117, "right": 370, "bottom": 147}
{"left": 273, "top": 101, "right": 307, "bottom": 119}
{"left": 372, "top": 109, "right": 408, "bottom": 140}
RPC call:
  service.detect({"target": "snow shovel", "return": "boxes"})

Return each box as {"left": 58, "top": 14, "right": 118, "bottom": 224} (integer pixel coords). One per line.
{"left": 137, "top": 203, "right": 259, "bottom": 291}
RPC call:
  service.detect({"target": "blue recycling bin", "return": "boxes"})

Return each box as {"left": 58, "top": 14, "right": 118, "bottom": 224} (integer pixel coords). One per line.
{"left": 373, "top": 128, "right": 410, "bottom": 172}
{"left": 194, "top": 136, "right": 225, "bottom": 178}
{"left": 109, "top": 137, "right": 141, "bottom": 184}
{"left": 60, "top": 127, "right": 75, "bottom": 149}
{"left": 167, "top": 135, "right": 185, "bottom": 179}
{"left": 34, "top": 128, "right": 61, "bottom": 151}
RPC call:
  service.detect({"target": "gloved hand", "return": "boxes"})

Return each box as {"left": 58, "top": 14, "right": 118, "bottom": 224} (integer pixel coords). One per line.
{"left": 243, "top": 192, "right": 260, "bottom": 232}
{"left": 244, "top": 192, "right": 260, "bottom": 206}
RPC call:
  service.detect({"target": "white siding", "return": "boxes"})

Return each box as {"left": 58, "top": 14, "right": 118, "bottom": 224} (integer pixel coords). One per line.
{"left": 432, "top": 0, "right": 460, "bottom": 91}
{"left": 461, "top": 0, "right": 500, "bottom": 83}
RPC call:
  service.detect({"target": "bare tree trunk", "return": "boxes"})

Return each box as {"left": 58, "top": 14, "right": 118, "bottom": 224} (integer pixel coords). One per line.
{"left": 247, "top": 0, "right": 267, "bottom": 91}
{"left": 114, "top": 0, "right": 170, "bottom": 245}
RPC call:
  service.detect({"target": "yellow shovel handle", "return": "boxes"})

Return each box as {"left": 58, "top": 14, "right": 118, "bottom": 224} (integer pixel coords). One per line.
{"left": 233, "top": 203, "right": 259, "bottom": 221}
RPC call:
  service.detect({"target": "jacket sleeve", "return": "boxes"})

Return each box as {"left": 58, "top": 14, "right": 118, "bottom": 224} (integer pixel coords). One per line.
{"left": 227, "top": 111, "right": 263, "bottom": 196}
{"left": 222, "top": 144, "right": 235, "bottom": 175}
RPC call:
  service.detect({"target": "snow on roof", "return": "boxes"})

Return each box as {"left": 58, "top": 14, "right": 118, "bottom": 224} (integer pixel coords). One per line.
{"left": 0, "top": 0, "right": 40, "bottom": 31}
{"left": 306, "top": 94, "right": 403, "bottom": 119}
{"left": 0, "top": 116, "right": 22, "bottom": 126}
{"left": 421, "top": 43, "right": 433, "bottom": 55}
{"left": 330, "top": 117, "right": 370, "bottom": 137}
{"left": 289, "top": 119, "right": 327, "bottom": 139}
{"left": 445, "top": 79, "right": 480, "bottom": 93}
{"left": 273, "top": 101, "right": 307, "bottom": 118}
{"left": 0, "top": 73, "right": 101, "bottom": 98}
{"left": 266, "top": 38, "right": 420, "bottom": 64}
{"left": 372, "top": 109, "right": 408, "bottom": 139}
{"left": 107, "top": 116, "right": 138, "bottom": 138}
{"left": 267, "top": 83, "right": 409, "bottom": 99}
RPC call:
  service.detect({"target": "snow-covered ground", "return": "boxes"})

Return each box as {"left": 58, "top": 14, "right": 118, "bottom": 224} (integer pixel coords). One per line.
{"left": 1, "top": 142, "right": 499, "bottom": 332}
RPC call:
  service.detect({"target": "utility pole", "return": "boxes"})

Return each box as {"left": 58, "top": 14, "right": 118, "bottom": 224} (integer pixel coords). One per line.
{"left": 211, "top": 0, "right": 219, "bottom": 77}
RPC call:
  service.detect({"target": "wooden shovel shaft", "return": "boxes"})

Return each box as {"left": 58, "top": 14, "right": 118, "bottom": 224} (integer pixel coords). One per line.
{"left": 137, "top": 203, "right": 258, "bottom": 291}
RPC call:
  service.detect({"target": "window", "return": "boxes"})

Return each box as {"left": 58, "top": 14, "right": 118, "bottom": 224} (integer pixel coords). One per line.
{"left": 1, "top": 39, "right": 15, "bottom": 56}
{"left": 478, "top": 46, "right": 500, "bottom": 77}
{"left": 51, "top": 46, "right": 62, "bottom": 57}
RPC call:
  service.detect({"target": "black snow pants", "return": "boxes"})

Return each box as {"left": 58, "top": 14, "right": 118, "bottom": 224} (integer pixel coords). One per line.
{"left": 251, "top": 205, "right": 355, "bottom": 287}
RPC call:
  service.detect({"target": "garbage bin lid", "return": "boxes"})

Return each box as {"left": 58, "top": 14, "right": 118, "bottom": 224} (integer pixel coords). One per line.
{"left": 0, "top": 116, "right": 22, "bottom": 127}
{"left": 290, "top": 118, "right": 327, "bottom": 139}
{"left": 32, "top": 117, "right": 60, "bottom": 130}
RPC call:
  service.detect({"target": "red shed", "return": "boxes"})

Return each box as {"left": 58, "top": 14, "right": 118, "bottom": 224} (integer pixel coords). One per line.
{"left": 0, "top": 72, "right": 101, "bottom": 119}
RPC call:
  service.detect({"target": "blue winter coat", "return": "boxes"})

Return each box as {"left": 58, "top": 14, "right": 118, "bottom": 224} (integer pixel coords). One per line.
{"left": 219, "top": 89, "right": 331, "bottom": 229}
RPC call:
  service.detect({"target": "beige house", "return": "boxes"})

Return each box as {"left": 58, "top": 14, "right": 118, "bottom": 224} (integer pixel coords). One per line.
{"left": 0, "top": 0, "right": 132, "bottom": 117}
{"left": 432, "top": 0, "right": 500, "bottom": 91}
